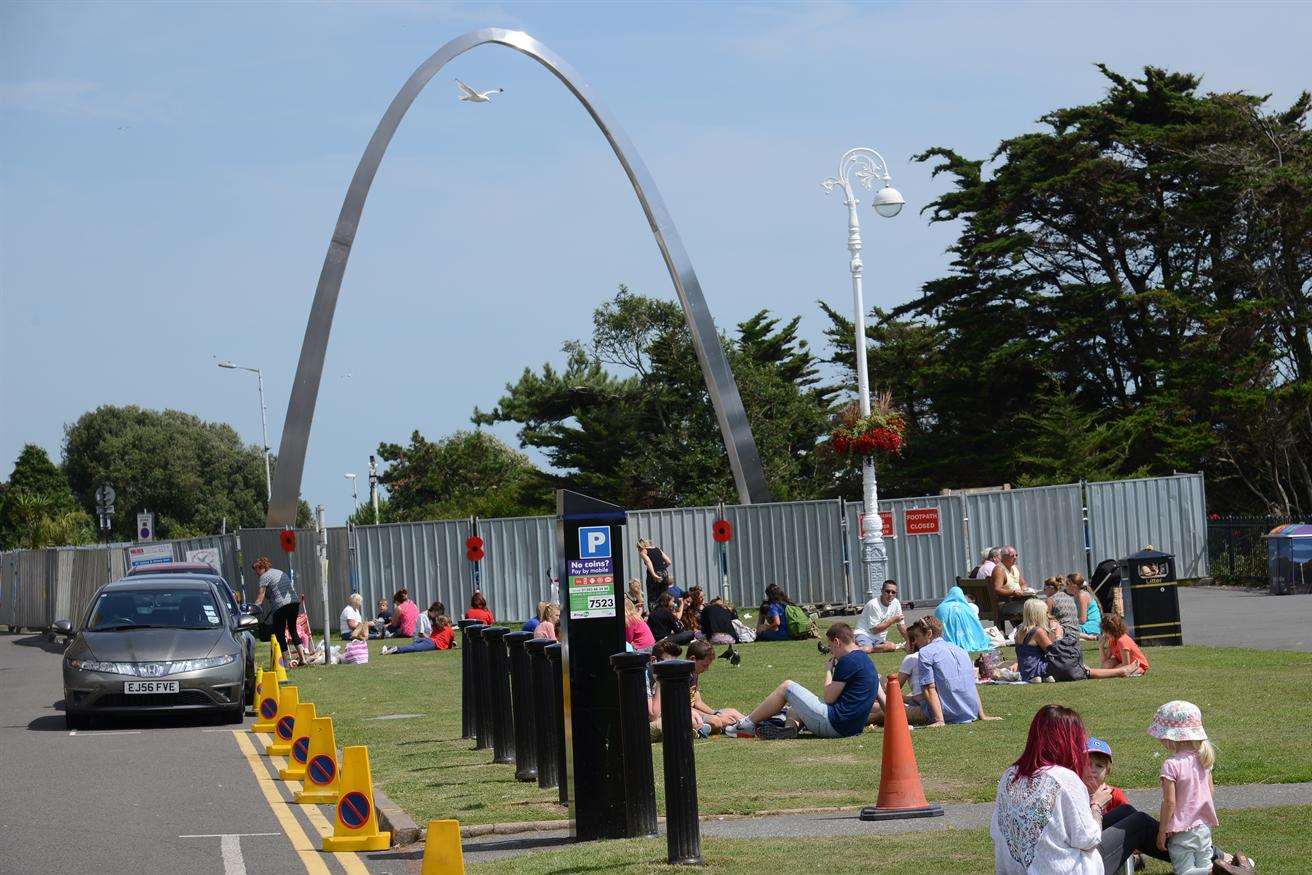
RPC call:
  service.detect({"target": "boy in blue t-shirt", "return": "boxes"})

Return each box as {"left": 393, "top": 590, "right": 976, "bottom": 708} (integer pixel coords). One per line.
{"left": 730, "top": 622, "right": 877, "bottom": 739}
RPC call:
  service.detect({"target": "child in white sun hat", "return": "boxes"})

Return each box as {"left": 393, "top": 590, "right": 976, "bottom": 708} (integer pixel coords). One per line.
{"left": 1148, "top": 700, "right": 1239, "bottom": 874}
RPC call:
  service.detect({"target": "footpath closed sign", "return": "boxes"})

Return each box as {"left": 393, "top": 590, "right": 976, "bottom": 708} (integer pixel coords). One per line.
{"left": 904, "top": 508, "right": 942, "bottom": 535}
{"left": 127, "top": 543, "right": 174, "bottom": 568}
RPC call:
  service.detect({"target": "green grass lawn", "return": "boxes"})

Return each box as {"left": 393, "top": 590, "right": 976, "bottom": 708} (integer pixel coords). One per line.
{"left": 285, "top": 637, "right": 1312, "bottom": 828}
{"left": 465, "top": 805, "right": 1312, "bottom": 874}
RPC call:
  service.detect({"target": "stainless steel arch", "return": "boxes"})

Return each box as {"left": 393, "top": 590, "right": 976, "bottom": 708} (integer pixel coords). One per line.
{"left": 267, "top": 27, "right": 771, "bottom": 525}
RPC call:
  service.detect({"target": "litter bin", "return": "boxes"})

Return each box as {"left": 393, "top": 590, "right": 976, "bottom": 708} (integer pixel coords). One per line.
{"left": 1118, "top": 548, "right": 1181, "bottom": 647}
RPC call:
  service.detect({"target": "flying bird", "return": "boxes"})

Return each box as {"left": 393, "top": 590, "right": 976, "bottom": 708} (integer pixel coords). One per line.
{"left": 455, "top": 78, "right": 503, "bottom": 103}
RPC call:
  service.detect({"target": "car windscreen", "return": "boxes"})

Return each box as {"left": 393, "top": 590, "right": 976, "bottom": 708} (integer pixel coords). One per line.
{"left": 87, "top": 588, "right": 223, "bottom": 631}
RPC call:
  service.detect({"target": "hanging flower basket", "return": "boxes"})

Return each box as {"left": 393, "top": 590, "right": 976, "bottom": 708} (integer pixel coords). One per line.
{"left": 828, "top": 395, "right": 905, "bottom": 459}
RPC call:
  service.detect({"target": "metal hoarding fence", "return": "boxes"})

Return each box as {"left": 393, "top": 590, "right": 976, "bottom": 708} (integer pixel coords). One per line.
{"left": 1085, "top": 473, "right": 1210, "bottom": 579}
{"left": 235, "top": 528, "right": 326, "bottom": 625}
{"left": 478, "top": 515, "right": 557, "bottom": 624}
{"left": 845, "top": 494, "right": 968, "bottom": 605}
{"left": 726, "top": 500, "right": 848, "bottom": 609}
{"left": 346, "top": 519, "right": 471, "bottom": 626}
{"left": 964, "top": 484, "right": 1086, "bottom": 584}
{"left": 623, "top": 505, "right": 722, "bottom": 599}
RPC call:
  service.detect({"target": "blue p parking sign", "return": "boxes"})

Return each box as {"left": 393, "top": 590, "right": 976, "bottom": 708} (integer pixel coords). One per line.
{"left": 579, "top": 525, "right": 611, "bottom": 559}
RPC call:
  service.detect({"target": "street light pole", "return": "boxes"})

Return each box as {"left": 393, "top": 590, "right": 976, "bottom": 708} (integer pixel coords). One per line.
{"left": 345, "top": 473, "right": 360, "bottom": 511}
{"left": 218, "top": 360, "right": 273, "bottom": 503}
{"left": 823, "top": 148, "right": 904, "bottom": 597}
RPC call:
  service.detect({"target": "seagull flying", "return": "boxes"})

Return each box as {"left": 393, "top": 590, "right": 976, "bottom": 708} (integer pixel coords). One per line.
{"left": 455, "top": 78, "right": 503, "bottom": 103}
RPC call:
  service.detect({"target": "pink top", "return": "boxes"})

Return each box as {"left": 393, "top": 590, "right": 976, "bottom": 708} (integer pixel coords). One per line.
{"left": 393, "top": 600, "right": 419, "bottom": 637}
{"left": 533, "top": 620, "right": 557, "bottom": 641}
{"left": 1160, "top": 751, "right": 1218, "bottom": 832}
{"left": 626, "top": 618, "right": 655, "bottom": 649}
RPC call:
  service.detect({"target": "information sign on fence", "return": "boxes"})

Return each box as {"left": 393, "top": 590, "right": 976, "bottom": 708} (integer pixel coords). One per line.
{"left": 859, "top": 512, "right": 896, "bottom": 539}
{"left": 904, "top": 508, "right": 941, "bottom": 536}
{"left": 127, "top": 543, "right": 173, "bottom": 569}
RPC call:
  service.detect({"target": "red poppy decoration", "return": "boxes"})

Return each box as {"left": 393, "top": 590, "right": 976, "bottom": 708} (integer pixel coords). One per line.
{"left": 279, "top": 529, "right": 297, "bottom": 553}
{"left": 466, "top": 535, "right": 484, "bottom": 563}
{"left": 712, "top": 519, "right": 733, "bottom": 543}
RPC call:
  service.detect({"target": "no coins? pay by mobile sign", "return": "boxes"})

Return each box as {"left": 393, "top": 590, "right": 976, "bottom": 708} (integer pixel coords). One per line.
{"left": 569, "top": 525, "right": 615, "bottom": 620}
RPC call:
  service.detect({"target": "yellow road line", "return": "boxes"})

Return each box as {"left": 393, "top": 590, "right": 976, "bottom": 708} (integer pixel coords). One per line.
{"left": 255, "top": 731, "right": 371, "bottom": 875}
{"left": 233, "top": 730, "right": 332, "bottom": 875}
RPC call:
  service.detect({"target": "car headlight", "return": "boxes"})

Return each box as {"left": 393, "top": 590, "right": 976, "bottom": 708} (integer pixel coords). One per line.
{"left": 64, "top": 653, "right": 237, "bottom": 675}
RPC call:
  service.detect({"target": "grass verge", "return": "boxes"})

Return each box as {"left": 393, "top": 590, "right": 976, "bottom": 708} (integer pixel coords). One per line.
{"left": 286, "top": 638, "right": 1312, "bottom": 828}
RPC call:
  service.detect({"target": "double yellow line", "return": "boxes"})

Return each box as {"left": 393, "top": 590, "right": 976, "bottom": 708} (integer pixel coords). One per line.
{"left": 233, "top": 731, "right": 370, "bottom": 875}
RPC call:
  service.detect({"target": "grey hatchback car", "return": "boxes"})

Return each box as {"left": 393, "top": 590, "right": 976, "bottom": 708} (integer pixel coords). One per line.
{"left": 56, "top": 576, "right": 259, "bottom": 729}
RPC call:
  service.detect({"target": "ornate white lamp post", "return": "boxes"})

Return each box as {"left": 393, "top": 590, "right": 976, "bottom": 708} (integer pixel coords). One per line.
{"left": 218, "top": 360, "right": 273, "bottom": 502}
{"left": 823, "top": 148, "right": 904, "bottom": 596}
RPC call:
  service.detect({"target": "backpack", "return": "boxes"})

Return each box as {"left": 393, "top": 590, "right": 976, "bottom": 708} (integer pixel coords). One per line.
{"left": 1045, "top": 632, "right": 1089, "bottom": 682}
{"left": 784, "top": 604, "right": 814, "bottom": 639}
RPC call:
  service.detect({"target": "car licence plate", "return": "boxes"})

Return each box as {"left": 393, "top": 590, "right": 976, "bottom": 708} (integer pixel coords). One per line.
{"left": 125, "top": 681, "right": 179, "bottom": 694}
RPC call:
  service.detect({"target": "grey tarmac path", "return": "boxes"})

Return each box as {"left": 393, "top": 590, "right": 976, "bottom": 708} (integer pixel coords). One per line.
{"left": 457, "top": 782, "right": 1312, "bottom": 863}
{"left": 0, "top": 633, "right": 410, "bottom": 875}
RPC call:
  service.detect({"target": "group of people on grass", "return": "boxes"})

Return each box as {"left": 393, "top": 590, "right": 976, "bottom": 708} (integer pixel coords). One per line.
{"left": 993, "top": 702, "right": 1255, "bottom": 874}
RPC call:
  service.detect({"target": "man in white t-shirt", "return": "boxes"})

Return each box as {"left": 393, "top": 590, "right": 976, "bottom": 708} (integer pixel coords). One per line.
{"left": 339, "top": 593, "right": 364, "bottom": 639}
{"left": 854, "top": 579, "right": 908, "bottom": 653}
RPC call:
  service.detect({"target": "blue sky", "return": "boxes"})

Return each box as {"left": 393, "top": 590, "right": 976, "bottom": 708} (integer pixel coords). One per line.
{"left": 3, "top": 1, "right": 1309, "bottom": 523}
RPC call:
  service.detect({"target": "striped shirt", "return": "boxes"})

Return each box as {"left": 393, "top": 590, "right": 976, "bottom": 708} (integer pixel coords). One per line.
{"left": 259, "top": 569, "right": 296, "bottom": 610}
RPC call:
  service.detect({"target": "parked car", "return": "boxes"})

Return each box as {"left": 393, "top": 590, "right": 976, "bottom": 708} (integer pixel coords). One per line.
{"left": 56, "top": 576, "right": 259, "bottom": 729}
{"left": 124, "top": 562, "right": 256, "bottom": 701}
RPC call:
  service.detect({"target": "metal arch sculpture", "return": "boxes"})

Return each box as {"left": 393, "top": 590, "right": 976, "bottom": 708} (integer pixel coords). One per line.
{"left": 266, "top": 28, "right": 772, "bottom": 525}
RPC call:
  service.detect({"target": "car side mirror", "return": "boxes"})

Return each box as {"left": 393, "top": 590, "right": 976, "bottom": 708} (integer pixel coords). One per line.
{"left": 53, "top": 619, "right": 74, "bottom": 637}
{"left": 236, "top": 614, "right": 260, "bottom": 631}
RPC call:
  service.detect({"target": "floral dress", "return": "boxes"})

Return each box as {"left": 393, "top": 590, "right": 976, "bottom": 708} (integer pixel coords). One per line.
{"left": 991, "top": 765, "right": 1103, "bottom": 874}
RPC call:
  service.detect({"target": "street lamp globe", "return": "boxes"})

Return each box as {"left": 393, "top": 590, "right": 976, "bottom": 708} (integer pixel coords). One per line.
{"left": 872, "top": 185, "right": 905, "bottom": 218}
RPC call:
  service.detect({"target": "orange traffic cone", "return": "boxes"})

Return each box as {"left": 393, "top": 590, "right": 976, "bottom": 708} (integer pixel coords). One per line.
{"left": 860, "top": 673, "right": 944, "bottom": 821}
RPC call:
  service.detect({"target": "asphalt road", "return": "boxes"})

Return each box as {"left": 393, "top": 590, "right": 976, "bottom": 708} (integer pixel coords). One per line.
{"left": 0, "top": 633, "right": 409, "bottom": 875}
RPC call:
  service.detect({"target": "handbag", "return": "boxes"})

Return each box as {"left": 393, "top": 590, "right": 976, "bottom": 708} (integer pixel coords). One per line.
{"left": 1045, "top": 632, "right": 1088, "bottom": 681}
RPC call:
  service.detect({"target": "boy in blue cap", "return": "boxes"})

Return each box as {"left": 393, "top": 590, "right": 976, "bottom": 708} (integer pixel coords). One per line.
{"left": 1084, "top": 737, "right": 1128, "bottom": 810}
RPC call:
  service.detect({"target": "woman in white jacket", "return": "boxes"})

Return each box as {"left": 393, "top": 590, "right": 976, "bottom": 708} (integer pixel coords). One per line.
{"left": 991, "top": 704, "right": 1110, "bottom": 874}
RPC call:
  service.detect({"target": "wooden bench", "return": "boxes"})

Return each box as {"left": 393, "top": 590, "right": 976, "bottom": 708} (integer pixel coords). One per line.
{"left": 956, "top": 576, "right": 1023, "bottom": 634}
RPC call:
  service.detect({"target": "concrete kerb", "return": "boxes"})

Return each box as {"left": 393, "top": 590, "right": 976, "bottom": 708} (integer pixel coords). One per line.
{"left": 374, "top": 784, "right": 421, "bottom": 846}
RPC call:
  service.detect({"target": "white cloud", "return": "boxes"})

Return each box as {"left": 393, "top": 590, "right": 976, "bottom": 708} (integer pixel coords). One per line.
{"left": 0, "top": 78, "right": 166, "bottom": 122}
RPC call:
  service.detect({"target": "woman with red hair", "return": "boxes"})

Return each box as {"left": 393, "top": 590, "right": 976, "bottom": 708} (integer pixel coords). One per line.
{"left": 991, "top": 704, "right": 1110, "bottom": 873}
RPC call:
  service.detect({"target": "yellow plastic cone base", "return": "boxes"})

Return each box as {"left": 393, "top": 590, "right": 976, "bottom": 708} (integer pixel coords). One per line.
{"left": 420, "top": 819, "right": 465, "bottom": 875}
{"left": 323, "top": 746, "right": 391, "bottom": 852}
{"left": 264, "top": 686, "right": 300, "bottom": 755}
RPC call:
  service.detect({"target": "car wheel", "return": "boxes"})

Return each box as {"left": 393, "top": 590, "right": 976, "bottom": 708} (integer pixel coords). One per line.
{"left": 65, "top": 712, "right": 91, "bottom": 731}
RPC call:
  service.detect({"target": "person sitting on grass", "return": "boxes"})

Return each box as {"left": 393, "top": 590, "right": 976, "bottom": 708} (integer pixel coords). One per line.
{"left": 382, "top": 604, "right": 454, "bottom": 654}
{"left": 522, "top": 601, "right": 547, "bottom": 634}
{"left": 1067, "top": 572, "right": 1102, "bottom": 640}
{"left": 465, "top": 591, "right": 494, "bottom": 626}
{"left": 853, "top": 579, "right": 907, "bottom": 653}
{"left": 681, "top": 587, "right": 706, "bottom": 638}
{"left": 755, "top": 583, "right": 793, "bottom": 642}
{"left": 625, "top": 596, "right": 656, "bottom": 650}
{"left": 934, "top": 584, "right": 993, "bottom": 653}
{"left": 1014, "top": 601, "right": 1142, "bottom": 682}
{"left": 699, "top": 596, "right": 740, "bottom": 645}
{"left": 685, "top": 639, "right": 745, "bottom": 734}
{"left": 384, "top": 588, "right": 419, "bottom": 639}
{"left": 1099, "top": 612, "right": 1149, "bottom": 676}
{"left": 647, "top": 591, "right": 695, "bottom": 644}
{"left": 1044, "top": 576, "right": 1081, "bottom": 635}
{"left": 626, "top": 579, "right": 648, "bottom": 620}
{"left": 339, "top": 592, "right": 364, "bottom": 640}
{"left": 648, "top": 639, "right": 704, "bottom": 739}
{"left": 872, "top": 617, "right": 1001, "bottom": 726}
{"left": 1014, "top": 598, "right": 1062, "bottom": 683}
{"left": 533, "top": 603, "right": 559, "bottom": 641}
{"left": 370, "top": 598, "right": 394, "bottom": 639}
{"left": 729, "top": 622, "right": 876, "bottom": 739}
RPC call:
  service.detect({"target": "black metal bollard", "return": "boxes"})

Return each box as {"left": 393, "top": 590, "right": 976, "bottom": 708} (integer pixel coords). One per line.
{"left": 468, "top": 624, "right": 493, "bottom": 750}
{"left": 653, "top": 659, "right": 701, "bottom": 865}
{"left": 505, "top": 631, "right": 538, "bottom": 782}
{"left": 482, "top": 627, "right": 516, "bottom": 765}
{"left": 545, "top": 642, "right": 567, "bottom": 805}
{"left": 611, "top": 651, "right": 658, "bottom": 838}
{"left": 525, "top": 638, "right": 557, "bottom": 790}
{"left": 458, "top": 619, "right": 478, "bottom": 740}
